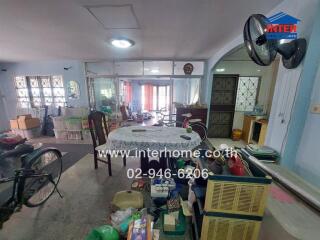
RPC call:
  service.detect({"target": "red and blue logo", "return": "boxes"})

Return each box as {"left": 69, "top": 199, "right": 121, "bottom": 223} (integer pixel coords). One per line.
{"left": 265, "top": 12, "right": 300, "bottom": 40}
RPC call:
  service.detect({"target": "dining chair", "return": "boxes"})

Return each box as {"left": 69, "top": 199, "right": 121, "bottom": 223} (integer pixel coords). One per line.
{"left": 120, "top": 105, "right": 128, "bottom": 121}
{"left": 119, "top": 104, "right": 135, "bottom": 127}
{"left": 88, "top": 111, "right": 126, "bottom": 176}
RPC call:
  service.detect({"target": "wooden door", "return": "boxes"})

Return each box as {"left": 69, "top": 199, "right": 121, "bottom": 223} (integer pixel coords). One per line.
{"left": 208, "top": 75, "right": 239, "bottom": 138}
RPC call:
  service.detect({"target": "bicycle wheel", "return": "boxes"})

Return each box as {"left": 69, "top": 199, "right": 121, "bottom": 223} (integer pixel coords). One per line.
{"left": 190, "top": 122, "right": 208, "bottom": 141}
{"left": 23, "top": 149, "right": 62, "bottom": 207}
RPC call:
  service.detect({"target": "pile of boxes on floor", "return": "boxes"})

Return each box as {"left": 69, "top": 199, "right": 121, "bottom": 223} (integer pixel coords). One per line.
{"left": 52, "top": 107, "right": 90, "bottom": 140}
{"left": 10, "top": 114, "right": 41, "bottom": 139}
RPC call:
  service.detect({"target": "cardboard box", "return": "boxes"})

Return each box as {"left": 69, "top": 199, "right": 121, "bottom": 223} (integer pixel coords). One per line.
{"left": 163, "top": 214, "right": 176, "bottom": 232}
{"left": 10, "top": 119, "right": 19, "bottom": 129}
{"left": 18, "top": 117, "right": 40, "bottom": 130}
{"left": 17, "top": 114, "right": 32, "bottom": 120}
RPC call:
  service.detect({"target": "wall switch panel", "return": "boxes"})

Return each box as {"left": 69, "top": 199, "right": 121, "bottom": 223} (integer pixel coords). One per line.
{"left": 311, "top": 104, "right": 320, "bottom": 114}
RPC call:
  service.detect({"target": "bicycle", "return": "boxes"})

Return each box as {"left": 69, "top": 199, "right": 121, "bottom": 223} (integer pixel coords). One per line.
{"left": 0, "top": 142, "right": 63, "bottom": 228}
{"left": 155, "top": 107, "right": 208, "bottom": 141}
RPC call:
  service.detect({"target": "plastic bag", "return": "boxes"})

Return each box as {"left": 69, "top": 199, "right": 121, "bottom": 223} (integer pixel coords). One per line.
{"left": 85, "top": 225, "right": 119, "bottom": 240}
{"left": 110, "top": 208, "right": 134, "bottom": 227}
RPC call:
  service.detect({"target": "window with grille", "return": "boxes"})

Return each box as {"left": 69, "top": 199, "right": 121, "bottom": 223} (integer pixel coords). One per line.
{"left": 15, "top": 76, "right": 66, "bottom": 108}
{"left": 235, "top": 77, "right": 259, "bottom": 112}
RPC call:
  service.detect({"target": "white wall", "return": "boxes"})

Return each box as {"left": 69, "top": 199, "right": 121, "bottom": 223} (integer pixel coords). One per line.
{"left": 294, "top": 64, "right": 320, "bottom": 186}
{"left": 204, "top": 0, "right": 319, "bottom": 155}
{"left": 280, "top": 8, "right": 320, "bottom": 187}
{"left": 213, "top": 60, "right": 277, "bottom": 129}
{"left": 264, "top": 0, "right": 319, "bottom": 153}
{"left": 0, "top": 88, "right": 10, "bottom": 131}
{"left": 0, "top": 60, "right": 88, "bottom": 130}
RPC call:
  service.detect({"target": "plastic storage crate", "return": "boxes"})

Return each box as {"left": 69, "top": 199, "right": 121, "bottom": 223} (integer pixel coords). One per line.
{"left": 67, "top": 130, "right": 82, "bottom": 140}
{"left": 193, "top": 154, "right": 272, "bottom": 240}
{"left": 52, "top": 116, "right": 66, "bottom": 130}
{"left": 61, "top": 107, "right": 88, "bottom": 117}
{"left": 53, "top": 129, "right": 68, "bottom": 139}
{"left": 82, "top": 129, "right": 92, "bottom": 141}
{"left": 201, "top": 213, "right": 261, "bottom": 240}
{"left": 204, "top": 175, "right": 271, "bottom": 216}
{"left": 65, "top": 118, "right": 82, "bottom": 130}
{"left": 81, "top": 119, "right": 89, "bottom": 129}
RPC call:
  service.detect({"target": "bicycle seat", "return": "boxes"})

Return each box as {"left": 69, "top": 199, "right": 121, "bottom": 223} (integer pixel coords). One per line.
{"left": 181, "top": 113, "right": 192, "bottom": 118}
{"left": 0, "top": 144, "right": 34, "bottom": 160}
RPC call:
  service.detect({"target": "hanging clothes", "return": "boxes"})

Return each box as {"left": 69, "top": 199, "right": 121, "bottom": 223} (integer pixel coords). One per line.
{"left": 144, "top": 84, "right": 153, "bottom": 111}
{"left": 124, "top": 82, "right": 132, "bottom": 105}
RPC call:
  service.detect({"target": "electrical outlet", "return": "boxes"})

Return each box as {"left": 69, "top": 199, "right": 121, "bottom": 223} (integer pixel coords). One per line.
{"left": 311, "top": 104, "right": 320, "bottom": 114}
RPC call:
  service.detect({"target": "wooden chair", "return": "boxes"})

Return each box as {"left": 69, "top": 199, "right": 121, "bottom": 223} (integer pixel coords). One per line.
{"left": 120, "top": 104, "right": 135, "bottom": 124}
{"left": 88, "top": 111, "right": 126, "bottom": 176}
{"left": 120, "top": 105, "right": 128, "bottom": 121}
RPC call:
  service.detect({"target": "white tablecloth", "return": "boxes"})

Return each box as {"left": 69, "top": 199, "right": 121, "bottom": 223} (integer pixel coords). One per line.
{"left": 96, "top": 126, "right": 201, "bottom": 151}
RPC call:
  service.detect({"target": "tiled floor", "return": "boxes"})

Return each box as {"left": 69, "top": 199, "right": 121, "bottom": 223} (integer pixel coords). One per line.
{"left": 0, "top": 154, "right": 132, "bottom": 240}
{"left": 1, "top": 153, "right": 318, "bottom": 239}
{"left": 208, "top": 137, "right": 246, "bottom": 149}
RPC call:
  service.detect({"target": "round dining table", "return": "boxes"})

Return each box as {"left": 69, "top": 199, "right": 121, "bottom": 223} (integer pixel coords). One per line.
{"left": 96, "top": 125, "right": 202, "bottom": 173}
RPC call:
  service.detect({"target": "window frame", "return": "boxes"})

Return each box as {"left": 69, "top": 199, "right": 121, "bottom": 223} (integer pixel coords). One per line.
{"left": 15, "top": 75, "right": 66, "bottom": 108}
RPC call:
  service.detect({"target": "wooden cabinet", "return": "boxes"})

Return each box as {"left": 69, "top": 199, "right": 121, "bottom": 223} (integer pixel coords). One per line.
{"left": 252, "top": 119, "right": 268, "bottom": 146}
{"left": 176, "top": 107, "right": 207, "bottom": 127}
{"left": 242, "top": 115, "right": 268, "bottom": 145}
{"left": 242, "top": 115, "right": 257, "bottom": 143}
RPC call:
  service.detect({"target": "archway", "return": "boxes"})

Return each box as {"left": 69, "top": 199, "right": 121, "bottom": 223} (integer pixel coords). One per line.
{"left": 207, "top": 44, "right": 279, "bottom": 148}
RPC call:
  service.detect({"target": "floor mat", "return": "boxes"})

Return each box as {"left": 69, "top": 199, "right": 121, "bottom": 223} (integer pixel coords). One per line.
{"left": 41, "top": 143, "right": 93, "bottom": 172}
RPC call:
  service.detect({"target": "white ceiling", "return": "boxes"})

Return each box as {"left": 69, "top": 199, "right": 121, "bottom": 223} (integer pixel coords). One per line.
{"left": 0, "top": 0, "right": 282, "bottom": 62}
{"left": 223, "top": 46, "right": 252, "bottom": 61}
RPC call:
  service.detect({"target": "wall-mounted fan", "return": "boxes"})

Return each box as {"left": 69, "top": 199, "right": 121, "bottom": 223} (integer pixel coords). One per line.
{"left": 244, "top": 14, "right": 307, "bottom": 69}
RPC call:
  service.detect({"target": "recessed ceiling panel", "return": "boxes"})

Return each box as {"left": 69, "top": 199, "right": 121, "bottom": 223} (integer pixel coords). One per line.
{"left": 86, "top": 4, "right": 139, "bottom": 29}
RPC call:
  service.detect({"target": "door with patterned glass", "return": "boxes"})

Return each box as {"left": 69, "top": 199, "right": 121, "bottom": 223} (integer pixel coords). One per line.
{"left": 208, "top": 74, "right": 239, "bottom": 138}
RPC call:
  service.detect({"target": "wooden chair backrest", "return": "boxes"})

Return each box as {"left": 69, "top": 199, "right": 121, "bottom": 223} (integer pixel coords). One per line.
{"left": 88, "top": 111, "right": 109, "bottom": 148}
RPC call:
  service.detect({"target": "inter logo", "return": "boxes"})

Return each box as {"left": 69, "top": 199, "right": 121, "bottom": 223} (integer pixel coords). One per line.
{"left": 265, "top": 12, "right": 300, "bottom": 40}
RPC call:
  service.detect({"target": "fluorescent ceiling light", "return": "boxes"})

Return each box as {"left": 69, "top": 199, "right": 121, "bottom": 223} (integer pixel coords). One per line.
{"left": 110, "top": 38, "right": 134, "bottom": 48}
{"left": 257, "top": 69, "right": 261, "bottom": 72}
{"left": 151, "top": 69, "right": 159, "bottom": 73}
{"left": 216, "top": 68, "right": 225, "bottom": 72}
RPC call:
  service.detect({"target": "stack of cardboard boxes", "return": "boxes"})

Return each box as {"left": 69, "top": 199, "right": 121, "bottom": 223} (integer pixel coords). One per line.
{"left": 10, "top": 114, "right": 41, "bottom": 139}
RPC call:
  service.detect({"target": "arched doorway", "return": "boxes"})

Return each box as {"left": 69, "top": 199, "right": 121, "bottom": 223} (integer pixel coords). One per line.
{"left": 207, "top": 44, "right": 279, "bottom": 147}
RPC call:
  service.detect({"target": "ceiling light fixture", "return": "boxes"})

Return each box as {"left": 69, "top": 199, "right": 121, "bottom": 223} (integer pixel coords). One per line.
{"left": 216, "top": 68, "right": 225, "bottom": 72}
{"left": 110, "top": 38, "right": 135, "bottom": 49}
{"left": 151, "top": 69, "right": 159, "bottom": 73}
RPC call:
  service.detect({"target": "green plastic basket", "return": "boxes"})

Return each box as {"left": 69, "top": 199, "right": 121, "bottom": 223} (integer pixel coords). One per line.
{"left": 65, "top": 117, "right": 82, "bottom": 130}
